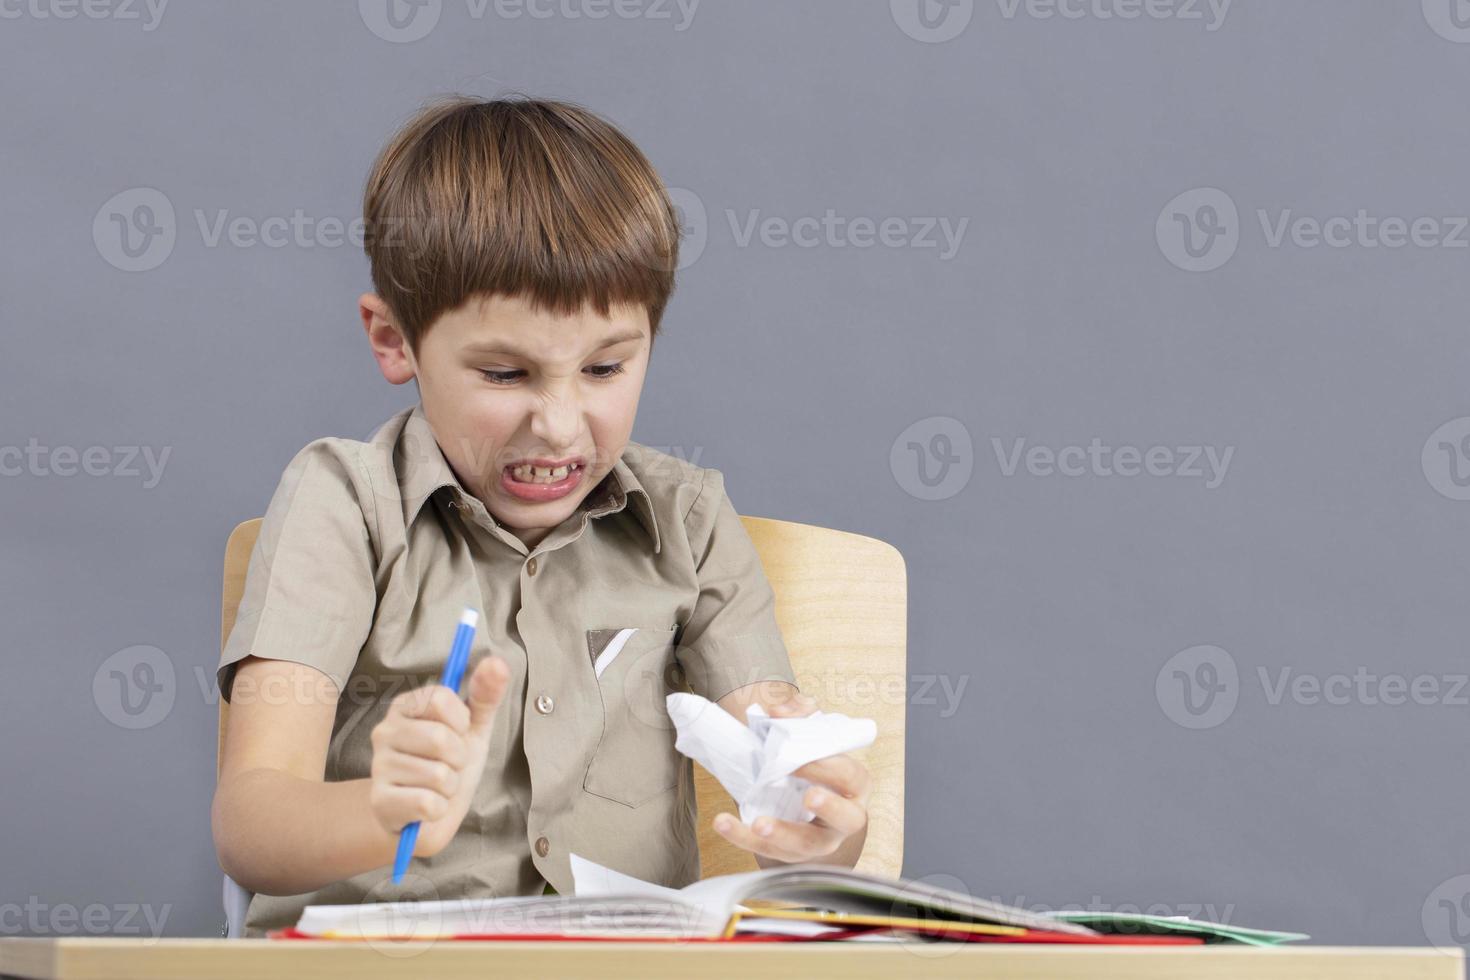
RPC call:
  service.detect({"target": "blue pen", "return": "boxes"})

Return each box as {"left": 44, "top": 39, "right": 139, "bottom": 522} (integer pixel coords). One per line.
{"left": 392, "top": 606, "right": 479, "bottom": 885}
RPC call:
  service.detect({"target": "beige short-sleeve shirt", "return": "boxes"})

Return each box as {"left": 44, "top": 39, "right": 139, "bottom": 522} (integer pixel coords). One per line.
{"left": 218, "top": 403, "right": 797, "bottom": 937}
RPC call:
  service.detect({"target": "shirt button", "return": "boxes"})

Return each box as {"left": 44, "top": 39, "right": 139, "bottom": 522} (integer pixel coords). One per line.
{"left": 535, "top": 693, "right": 555, "bottom": 714}
{"left": 535, "top": 836, "right": 550, "bottom": 858}
{"left": 527, "top": 557, "right": 538, "bottom": 577}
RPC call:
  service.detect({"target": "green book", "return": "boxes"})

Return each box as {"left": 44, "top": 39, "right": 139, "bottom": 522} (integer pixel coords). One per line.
{"left": 1048, "top": 910, "right": 1309, "bottom": 946}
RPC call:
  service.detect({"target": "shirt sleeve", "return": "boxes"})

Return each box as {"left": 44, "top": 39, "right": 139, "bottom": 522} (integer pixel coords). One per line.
{"left": 674, "top": 467, "right": 798, "bottom": 703}
{"left": 217, "top": 439, "right": 378, "bottom": 702}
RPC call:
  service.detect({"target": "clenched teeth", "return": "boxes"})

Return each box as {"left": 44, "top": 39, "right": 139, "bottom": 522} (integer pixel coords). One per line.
{"left": 509, "top": 463, "right": 580, "bottom": 484}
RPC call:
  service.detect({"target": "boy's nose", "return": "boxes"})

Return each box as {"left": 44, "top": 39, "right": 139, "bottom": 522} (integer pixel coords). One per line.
{"left": 529, "top": 395, "right": 583, "bottom": 454}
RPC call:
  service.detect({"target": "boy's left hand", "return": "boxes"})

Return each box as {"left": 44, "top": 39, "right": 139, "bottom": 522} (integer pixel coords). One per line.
{"left": 710, "top": 694, "right": 871, "bottom": 864}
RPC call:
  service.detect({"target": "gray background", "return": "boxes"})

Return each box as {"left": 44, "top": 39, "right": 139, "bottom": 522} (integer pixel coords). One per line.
{"left": 2, "top": 0, "right": 1468, "bottom": 950}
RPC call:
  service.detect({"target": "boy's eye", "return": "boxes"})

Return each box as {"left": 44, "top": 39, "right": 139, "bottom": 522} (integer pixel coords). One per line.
{"left": 479, "top": 363, "right": 626, "bottom": 385}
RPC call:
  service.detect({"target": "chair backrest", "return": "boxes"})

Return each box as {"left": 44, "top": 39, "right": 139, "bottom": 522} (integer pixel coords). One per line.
{"left": 219, "top": 515, "right": 906, "bottom": 879}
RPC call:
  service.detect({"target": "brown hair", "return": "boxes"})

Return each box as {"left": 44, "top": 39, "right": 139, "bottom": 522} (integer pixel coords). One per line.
{"left": 362, "top": 94, "right": 682, "bottom": 354}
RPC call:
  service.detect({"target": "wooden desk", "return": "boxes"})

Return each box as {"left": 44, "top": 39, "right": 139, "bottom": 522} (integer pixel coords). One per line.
{"left": 0, "top": 937, "right": 1462, "bottom": 980}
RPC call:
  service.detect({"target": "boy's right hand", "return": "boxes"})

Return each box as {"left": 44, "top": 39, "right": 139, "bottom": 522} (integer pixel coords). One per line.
{"left": 368, "top": 655, "right": 511, "bottom": 856}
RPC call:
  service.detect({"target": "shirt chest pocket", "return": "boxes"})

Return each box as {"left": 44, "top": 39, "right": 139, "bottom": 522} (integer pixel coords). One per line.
{"left": 583, "top": 626, "right": 685, "bottom": 808}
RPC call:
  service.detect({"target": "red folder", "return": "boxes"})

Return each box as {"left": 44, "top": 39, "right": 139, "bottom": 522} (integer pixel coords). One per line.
{"left": 269, "top": 925, "right": 1202, "bottom": 945}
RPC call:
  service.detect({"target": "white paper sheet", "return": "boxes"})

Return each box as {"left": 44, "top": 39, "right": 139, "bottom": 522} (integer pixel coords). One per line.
{"left": 664, "top": 692, "right": 877, "bottom": 824}
{"left": 569, "top": 852, "right": 766, "bottom": 932}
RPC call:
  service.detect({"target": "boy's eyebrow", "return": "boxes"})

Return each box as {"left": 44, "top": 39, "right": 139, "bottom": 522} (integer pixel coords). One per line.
{"left": 462, "top": 329, "right": 645, "bottom": 358}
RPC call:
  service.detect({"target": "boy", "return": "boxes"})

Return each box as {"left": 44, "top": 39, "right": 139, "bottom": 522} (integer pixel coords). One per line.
{"left": 211, "top": 96, "right": 871, "bottom": 938}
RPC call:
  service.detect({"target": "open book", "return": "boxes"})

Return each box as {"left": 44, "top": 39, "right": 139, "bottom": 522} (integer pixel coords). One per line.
{"left": 286, "top": 854, "right": 1097, "bottom": 941}
{"left": 284, "top": 855, "right": 1308, "bottom": 945}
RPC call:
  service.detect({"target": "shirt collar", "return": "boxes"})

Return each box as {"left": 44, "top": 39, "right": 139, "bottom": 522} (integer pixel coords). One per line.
{"left": 391, "top": 403, "right": 661, "bottom": 555}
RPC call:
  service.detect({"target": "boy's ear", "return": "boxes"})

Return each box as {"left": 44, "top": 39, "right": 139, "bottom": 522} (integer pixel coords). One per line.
{"left": 360, "top": 293, "right": 416, "bottom": 385}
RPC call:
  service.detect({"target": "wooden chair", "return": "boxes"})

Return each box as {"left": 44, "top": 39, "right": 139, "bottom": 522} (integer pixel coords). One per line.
{"left": 217, "top": 515, "right": 907, "bottom": 936}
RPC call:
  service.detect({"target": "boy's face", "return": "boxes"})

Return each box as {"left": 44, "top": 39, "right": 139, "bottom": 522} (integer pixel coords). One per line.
{"left": 361, "top": 291, "right": 651, "bottom": 550}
